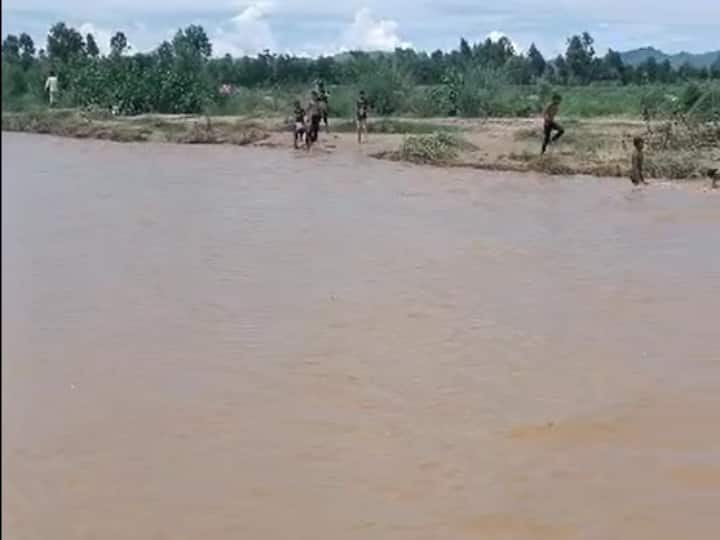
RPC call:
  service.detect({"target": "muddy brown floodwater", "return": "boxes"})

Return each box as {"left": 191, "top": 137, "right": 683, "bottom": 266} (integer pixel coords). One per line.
{"left": 2, "top": 132, "right": 720, "bottom": 540}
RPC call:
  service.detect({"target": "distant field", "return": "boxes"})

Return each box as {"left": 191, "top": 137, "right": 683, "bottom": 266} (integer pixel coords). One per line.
{"left": 5, "top": 81, "right": 718, "bottom": 121}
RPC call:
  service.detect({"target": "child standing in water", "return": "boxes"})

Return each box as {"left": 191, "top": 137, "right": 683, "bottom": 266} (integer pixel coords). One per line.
{"left": 356, "top": 90, "right": 369, "bottom": 144}
{"left": 293, "top": 100, "right": 306, "bottom": 150}
{"left": 541, "top": 93, "right": 564, "bottom": 154}
{"left": 630, "top": 136, "right": 649, "bottom": 186}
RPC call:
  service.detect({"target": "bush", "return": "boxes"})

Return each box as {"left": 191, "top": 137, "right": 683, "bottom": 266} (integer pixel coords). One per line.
{"left": 681, "top": 83, "right": 703, "bottom": 112}
{"left": 440, "top": 67, "right": 507, "bottom": 117}
{"left": 687, "top": 87, "right": 720, "bottom": 122}
{"left": 398, "top": 132, "right": 464, "bottom": 163}
{"left": 406, "top": 86, "right": 448, "bottom": 117}
{"left": 358, "top": 62, "right": 413, "bottom": 115}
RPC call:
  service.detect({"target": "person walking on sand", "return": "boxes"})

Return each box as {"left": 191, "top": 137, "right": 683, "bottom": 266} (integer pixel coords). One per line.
{"left": 356, "top": 90, "right": 369, "bottom": 144}
{"left": 541, "top": 93, "right": 564, "bottom": 154}
{"left": 44, "top": 72, "right": 59, "bottom": 106}
{"left": 306, "top": 91, "right": 322, "bottom": 149}
{"left": 709, "top": 168, "right": 718, "bottom": 189}
{"left": 630, "top": 136, "right": 649, "bottom": 186}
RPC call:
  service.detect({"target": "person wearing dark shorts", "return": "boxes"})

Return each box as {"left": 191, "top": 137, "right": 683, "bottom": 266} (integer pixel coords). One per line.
{"left": 630, "top": 136, "right": 648, "bottom": 185}
{"left": 306, "top": 91, "right": 321, "bottom": 147}
{"left": 541, "top": 93, "right": 564, "bottom": 154}
{"left": 317, "top": 81, "right": 330, "bottom": 132}
{"left": 356, "top": 90, "right": 369, "bottom": 144}
{"left": 293, "top": 100, "right": 306, "bottom": 149}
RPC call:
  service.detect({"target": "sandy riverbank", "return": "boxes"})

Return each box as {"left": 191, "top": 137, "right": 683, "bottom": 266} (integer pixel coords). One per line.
{"left": 3, "top": 110, "right": 718, "bottom": 182}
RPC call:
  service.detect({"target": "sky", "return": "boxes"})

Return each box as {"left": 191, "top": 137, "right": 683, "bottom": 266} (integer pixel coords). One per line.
{"left": 2, "top": 0, "right": 718, "bottom": 58}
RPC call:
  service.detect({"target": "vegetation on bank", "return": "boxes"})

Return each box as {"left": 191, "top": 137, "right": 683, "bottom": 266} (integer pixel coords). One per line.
{"left": 3, "top": 107, "right": 717, "bottom": 181}
{"left": 393, "top": 133, "right": 469, "bottom": 164}
{"left": 3, "top": 22, "right": 718, "bottom": 182}
{"left": 3, "top": 23, "right": 720, "bottom": 119}
{"left": 1, "top": 109, "right": 269, "bottom": 145}
{"left": 376, "top": 119, "right": 719, "bottom": 180}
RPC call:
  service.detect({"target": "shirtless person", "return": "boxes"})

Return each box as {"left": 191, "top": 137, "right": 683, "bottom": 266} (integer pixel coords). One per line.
{"left": 630, "top": 136, "right": 649, "bottom": 186}
{"left": 306, "top": 91, "right": 322, "bottom": 148}
{"left": 541, "top": 93, "right": 564, "bottom": 154}
{"left": 293, "top": 100, "right": 307, "bottom": 150}
{"left": 317, "top": 80, "right": 330, "bottom": 133}
{"left": 356, "top": 90, "right": 369, "bottom": 144}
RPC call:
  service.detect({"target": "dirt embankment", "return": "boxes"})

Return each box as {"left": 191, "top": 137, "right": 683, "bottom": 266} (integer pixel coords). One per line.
{"left": 3, "top": 110, "right": 718, "bottom": 181}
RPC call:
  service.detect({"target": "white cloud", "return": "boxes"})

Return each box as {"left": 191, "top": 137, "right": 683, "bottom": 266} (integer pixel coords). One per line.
{"left": 3, "top": 1, "right": 719, "bottom": 57}
{"left": 79, "top": 22, "right": 127, "bottom": 55}
{"left": 212, "top": 1, "right": 276, "bottom": 56}
{"left": 339, "top": 8, "right": 411, "bottom": 51}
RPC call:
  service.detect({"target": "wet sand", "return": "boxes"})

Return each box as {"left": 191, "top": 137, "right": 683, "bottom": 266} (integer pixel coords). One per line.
{"left": 2, "top": 133, "right": 720, "bottom": 539}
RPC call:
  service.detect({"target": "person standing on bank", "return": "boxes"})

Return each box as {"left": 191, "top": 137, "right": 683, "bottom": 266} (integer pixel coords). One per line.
{"left": 356, "top": 90, "right": 369, "bottom": 144}
{"left": 541, "top": 93, "right": 564, "bottom": 154}
{"left": 45, "top": 71, "right": 59, "bottom": 106}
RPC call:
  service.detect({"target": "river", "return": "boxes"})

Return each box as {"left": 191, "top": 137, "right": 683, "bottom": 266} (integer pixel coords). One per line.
{"left": 2, "top": 132, "right": 719, "bottom": 539}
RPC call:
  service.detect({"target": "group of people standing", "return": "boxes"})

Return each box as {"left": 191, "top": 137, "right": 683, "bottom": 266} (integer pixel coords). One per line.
{"left": 293, "top": 81, "right": 370, "bottom": 150}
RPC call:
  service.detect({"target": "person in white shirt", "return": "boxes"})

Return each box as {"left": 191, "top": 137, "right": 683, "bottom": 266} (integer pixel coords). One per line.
{"left": 45, "top": 72, "right": 59, "bottom": 106}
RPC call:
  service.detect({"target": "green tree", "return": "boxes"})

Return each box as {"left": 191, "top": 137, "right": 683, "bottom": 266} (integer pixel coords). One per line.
{"left": 19, "top": 33, "right": 35, "bottom": 68}
{"left": 602, "top": 49, "right": 624, "bottom": 82}
{"left": 459, "top": 38, "right": 472, "bottom": 62}
{"left": 657, "top": 59, "right": 673, "bottom": 83}
{"left": 487, "top": 36, "right": 515, "bottom": 68}
{"left": 711, "top": 57, "right": 720, "bottom": 79}
{"left": 553, "top": 55, "right": 569, "bottom": 84}
{"left": 47, "top": 22, "right": 85, "bottom": 63}
{"left": 527, "top": 43, "right": 546, "bottom": 79}
{"left": 565, "top": 32, "right": 595, "bottom": 84}
{"left": 86, "top": 33, "right": 100, "bottom": 57}
{"left": 677, "top": 62, "right": 699, "bottom": 80}
{"left": 172, "top": 25, "right": 212, "bottom": 59}
{"left": 2, "top": 34, "right": 20, "bottom": 62}
{"left": 642, "top": 56, "right": 659, "bottom": 83}
{"left": 156, "top": 41, "right": 175, "bottom": 65}
{"left": 505, "top": 55, "right": 531, "bottom": 84}
{"left": 110, "top": 32, "right": 128, "bottom": 56}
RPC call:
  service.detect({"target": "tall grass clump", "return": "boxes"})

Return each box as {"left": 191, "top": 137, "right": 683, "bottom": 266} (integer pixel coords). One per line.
{"left": 397, "top": 132, "right": 464, "bottom": 163}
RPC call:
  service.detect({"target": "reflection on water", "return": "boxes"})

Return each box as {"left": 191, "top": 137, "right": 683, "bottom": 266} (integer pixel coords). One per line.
{"left": 2, "top": 133, "right": 720, "bottom": 539}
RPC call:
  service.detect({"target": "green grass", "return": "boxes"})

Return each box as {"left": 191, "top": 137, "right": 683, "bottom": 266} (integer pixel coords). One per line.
{"left": 7, "top": 82, "right": 719, "bottom": 121}
{"left": 2, "top": 109, "right": 270, "bottom": 145}
{"left": 200, "top": 82, "right": 718, "bottom": 120}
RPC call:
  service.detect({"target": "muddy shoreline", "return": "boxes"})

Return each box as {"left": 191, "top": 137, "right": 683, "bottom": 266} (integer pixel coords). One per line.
{"left": 3, "top": 110, "right": 718, "bottom": 181}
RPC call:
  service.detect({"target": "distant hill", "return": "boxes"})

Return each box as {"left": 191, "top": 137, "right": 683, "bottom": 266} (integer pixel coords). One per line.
{"left": 620, "top": 47, "right": 720, "bottom": 69}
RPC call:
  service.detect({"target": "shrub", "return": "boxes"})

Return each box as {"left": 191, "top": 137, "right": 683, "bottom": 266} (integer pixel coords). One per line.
{"left": 397, "top": 132, "right": 464, "bottom": 163}
{"left": 680, "top": 83, "right": 703, "bottom": 112}
{"left": 358, "top": 62, "right": 413, "bottom": 115}
{"left": 440, "top": 67, "right": 507, "bottom": 117}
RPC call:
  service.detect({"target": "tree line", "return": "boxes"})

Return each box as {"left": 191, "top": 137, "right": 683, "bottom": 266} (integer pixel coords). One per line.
{"left": 3, "top": 23, "right": 720, "bottom": 115}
